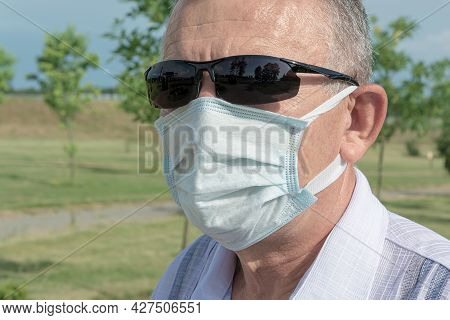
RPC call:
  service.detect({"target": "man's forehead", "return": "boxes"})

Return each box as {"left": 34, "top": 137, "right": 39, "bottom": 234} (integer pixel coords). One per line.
{"left": 163, "top": 0, "right": 328, "bottom": 64}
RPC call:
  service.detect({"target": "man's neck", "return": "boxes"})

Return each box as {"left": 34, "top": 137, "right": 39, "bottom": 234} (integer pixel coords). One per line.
{"left": 231, "top": 166, "right": 357, "bottom": 300}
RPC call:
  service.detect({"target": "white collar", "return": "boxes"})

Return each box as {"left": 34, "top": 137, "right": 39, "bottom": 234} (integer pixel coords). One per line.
{"left": 190, "top": 168, "right": 389, "bottom": 299}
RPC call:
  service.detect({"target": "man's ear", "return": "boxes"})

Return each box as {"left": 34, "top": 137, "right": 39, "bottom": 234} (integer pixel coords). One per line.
{"left": 340, "top": 84, "right": 388, "bottom": 164}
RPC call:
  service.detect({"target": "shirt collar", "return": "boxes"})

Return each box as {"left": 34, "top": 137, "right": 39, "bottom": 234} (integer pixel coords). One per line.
{"left": 190, "top": 241, "right": 236, "bottom": 299}
{"left": 290, "top": 168, "right": 389, "bottom": 299}
{"left": 190, "top": 168, "right": 389, "bottom": 299}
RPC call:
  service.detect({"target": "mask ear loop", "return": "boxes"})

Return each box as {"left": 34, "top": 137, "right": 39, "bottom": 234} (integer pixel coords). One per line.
{"left": 296, "top": 86, "right": 358, "bottom": 192}
{"left": 299, "top": 86, "right": 358, "bottom": 124}
{"left": 288, "top": 164, "right": 353, "bottom": 300}
{"left": 308, "top": 167, "right": 351, "bottom": 230}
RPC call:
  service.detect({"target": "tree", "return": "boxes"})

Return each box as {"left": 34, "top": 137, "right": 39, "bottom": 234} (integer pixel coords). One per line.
{"left": 372, "top": 17, "right": 450, "bottom": 195}
{"left": 433, "top": 59, "right": 450, "bottom": 173}
{"left": 0, "top": 47, "right": 15, "bottom": 104}
{"left": 372, "top": 17, "right": 432, "bottom": 197}
{"left": 105, "top": 0, "right": 173, "bottom": 124}
{"left": 106, "top": 0, "right": 192, "bottom": 249}
{"left": 28, "top": 26, "right": 99, "bottom": 183}
{"left": 437, "top": 106, "right": 450, "bottom": 173}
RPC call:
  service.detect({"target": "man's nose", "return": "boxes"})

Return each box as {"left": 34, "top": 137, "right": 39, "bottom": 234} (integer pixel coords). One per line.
{"left": 198, "top": 71, "right": 217, "bottom": 98}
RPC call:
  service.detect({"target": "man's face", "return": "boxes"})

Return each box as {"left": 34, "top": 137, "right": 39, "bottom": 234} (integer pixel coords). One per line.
{"left": 163, "top": 0, "right": 353, "bottom": 185}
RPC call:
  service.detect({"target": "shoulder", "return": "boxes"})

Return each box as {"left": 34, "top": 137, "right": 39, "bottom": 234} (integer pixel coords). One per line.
{"left": 386, "top": 211, "right": 450, "bottom": 268}
{"left": 378, "top": 212, "right": 450, "bottom": 299}
{"left": 151, "top": 235, "right": 217, "bottom": 300}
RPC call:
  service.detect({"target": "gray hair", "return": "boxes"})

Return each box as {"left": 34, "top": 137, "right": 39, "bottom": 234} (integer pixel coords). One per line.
{"left": 321, "top": 0, "right": 373, "bottom": 92}
{"left": 166, "top": 0, "right": 372, "bottom": 92}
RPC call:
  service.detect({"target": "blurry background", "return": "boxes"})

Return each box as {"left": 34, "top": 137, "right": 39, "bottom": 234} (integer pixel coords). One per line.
{"left": 0, "top": 0, "right": 449, "bottom": 299}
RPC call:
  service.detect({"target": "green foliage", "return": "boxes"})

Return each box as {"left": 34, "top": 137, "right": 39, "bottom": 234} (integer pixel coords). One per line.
{"left": 373, "top": 17, "right": 419, "bottom": 140}
{"left": 370, "top": 17, "right": 450, "bottom": 194}
{"left": 0, "top": 282, "right": 27, "bottom": 300}
{"left": 405, "top": 139, "right": 420, "bottom": 157}
{"left": 427, "top": 59, "right": 450, "bottom": 113}
{"left": 105, "top": 0, "right": 174, "bottom": 123}
{"left": 436, "top": 105, "right": 450, "bottom": 174}
{"left": 28, "top": 26, "right": 99, "bottom": 182}
{"left": 0, "top": 47, "right": 15, "bottom": 104}
{"left": 431, "top": 58, "right": 450, "bottom": 173}
{"left": 372, "top": 18, "right": 449, "bottom": 142}
{"left": 63, "top": 142, "right": 78, "bottom": 159}
{"left": 28, "top": 26, "right": 99, "bottom": 125}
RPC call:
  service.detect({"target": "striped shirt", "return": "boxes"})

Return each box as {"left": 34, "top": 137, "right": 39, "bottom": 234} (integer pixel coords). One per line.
{"left": 152, "top": 169, "right": 450, "bottom": 300}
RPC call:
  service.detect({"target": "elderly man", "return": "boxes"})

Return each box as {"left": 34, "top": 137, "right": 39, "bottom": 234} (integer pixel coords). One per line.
{"left": 147, "top": 0, "right": 449, "bottom": 299}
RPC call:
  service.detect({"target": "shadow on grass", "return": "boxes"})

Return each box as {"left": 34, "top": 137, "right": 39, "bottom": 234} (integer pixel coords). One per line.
{"left": 91, "top": 287, "right": 152, "bottom": 300}
{"left": 404, "top": 214, "right": 450, "bottom": 225}
{"left": 0, "top": 164, "right": 133, "bottom": 188}
{"left": 70, "top": 280, "right": 123, "bottom": 300}
{"left": 383, "top": 198, "right": 450, "bottom": 228}
{"left": 383, "top": 200, "right": 429, "bottom": 210}
{"left": 77, "top": 164, "right": 133, "bottom": 175}
{"left": 0, "top": 173, "right": 58, "bottom": 187}
{"left": 0, "top": 258, "right": 54, "bottom": 273}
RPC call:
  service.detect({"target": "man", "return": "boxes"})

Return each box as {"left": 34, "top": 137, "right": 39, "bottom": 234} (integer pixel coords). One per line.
{"left": 148, "top": 0, "right": 449, "bottom": 299}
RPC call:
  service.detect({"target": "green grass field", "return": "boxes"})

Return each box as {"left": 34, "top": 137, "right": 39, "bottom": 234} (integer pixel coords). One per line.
{"left": 0, "top": 97, "right": 448, "bottom": 299}
{"left": 0, "top": 139, "right": 168, "bottom": 211}
{"left": 0, "top": 216, "right": 201, "bottom": 299}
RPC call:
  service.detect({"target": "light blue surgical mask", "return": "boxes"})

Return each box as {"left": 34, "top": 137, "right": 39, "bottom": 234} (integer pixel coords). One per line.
{"left": 155, "top": 86, "right": 357, "bottom": 251}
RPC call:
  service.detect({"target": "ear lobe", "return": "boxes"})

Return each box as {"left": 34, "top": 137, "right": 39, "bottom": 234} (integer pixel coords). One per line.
{"left": 340, "top": 84, "right": 388, "bottom": 164}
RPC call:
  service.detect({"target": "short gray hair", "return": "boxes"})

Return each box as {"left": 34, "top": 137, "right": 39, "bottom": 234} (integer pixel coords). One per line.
{"left": 320, "top": 0, "right": 373, "bottom": 92}
{"left": 166, "top": 0, "right": 372, "bottom": 92}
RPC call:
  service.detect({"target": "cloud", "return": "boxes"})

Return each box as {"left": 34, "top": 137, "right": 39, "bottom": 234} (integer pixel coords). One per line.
{"left": 400, "top": 29, "right": 450, "bottom": 61}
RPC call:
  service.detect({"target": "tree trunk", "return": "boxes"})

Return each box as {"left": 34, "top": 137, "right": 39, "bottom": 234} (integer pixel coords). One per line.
{"left": 181, "top": 215, "right": 189, "bottom": 250}
{"left": 376, "top": 137, "right": 385, "bottom": 199}
{"left": 66, "top": 121, "right": 76, "bottom": 184}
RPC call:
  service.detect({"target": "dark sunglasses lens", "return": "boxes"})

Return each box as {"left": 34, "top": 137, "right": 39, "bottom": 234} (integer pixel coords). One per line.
{"left": 146, "top": 61, "right": 198, "bottom": 109}
{"left": 214, "top": 56, "right": 300, "bottom": 105}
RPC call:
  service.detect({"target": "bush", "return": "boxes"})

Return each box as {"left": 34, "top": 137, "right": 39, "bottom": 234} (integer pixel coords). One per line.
{"left": 0, "top": 282, "right": 27, "bottom": 300}
{"left": 405, "top": 139, "right": 421, "bottom": 157}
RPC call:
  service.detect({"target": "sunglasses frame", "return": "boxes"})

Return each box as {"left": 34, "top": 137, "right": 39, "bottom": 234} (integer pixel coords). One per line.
{"left": 144, "top": 55, "right": 359, "bottom": 108}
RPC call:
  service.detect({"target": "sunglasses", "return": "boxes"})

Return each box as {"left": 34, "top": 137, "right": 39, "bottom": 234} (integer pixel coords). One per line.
{"left": 144, "top": 55, "right": 359, "bottom": 109}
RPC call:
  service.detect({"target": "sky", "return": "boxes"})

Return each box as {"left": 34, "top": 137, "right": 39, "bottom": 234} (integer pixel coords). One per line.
{"left": 0, "top": 0, "right": 449, "bottom": 89}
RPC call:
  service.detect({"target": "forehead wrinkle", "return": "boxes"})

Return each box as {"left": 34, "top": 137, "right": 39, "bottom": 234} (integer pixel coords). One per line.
{"left": 164, "top": 20, "right": 257, "bottom": 56}
{"left": 165, "top": 11, "right": 308, "bottom": 48}
{"left": 164, "top": 19, "right": 254, "bottom": 44}
{"left": 164, "top": 0, "right": 329, "bottom": 64}
{"left": 164, "top": 36, "right": 319, "bottom": 63}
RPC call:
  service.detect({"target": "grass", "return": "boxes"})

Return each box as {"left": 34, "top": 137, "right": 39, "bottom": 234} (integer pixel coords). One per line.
{"left": 0, "top": 97, "right": 136, "bottom": 140}
{"left": 360, "top": 143, "right": 450, "bottom": 190}
{"left": 0, "top": 216, "right": 201, "bottom": 300}
{"left": 0, "top": 139, "right": 168, "bottom": 211}
{"left": 383, "top": 197, "right": 450, "bottom": 239}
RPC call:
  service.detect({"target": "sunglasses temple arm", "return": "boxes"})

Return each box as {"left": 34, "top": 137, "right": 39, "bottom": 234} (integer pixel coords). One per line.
{"left": 289, "top": 62, "right": 359, "bottom": 86}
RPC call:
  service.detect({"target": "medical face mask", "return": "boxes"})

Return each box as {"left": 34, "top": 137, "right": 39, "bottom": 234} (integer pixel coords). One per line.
{"left": 155, "top": 86, "right": 357, "bottom": 251}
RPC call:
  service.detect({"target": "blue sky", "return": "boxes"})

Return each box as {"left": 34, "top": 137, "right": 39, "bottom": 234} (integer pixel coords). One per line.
{"left": 1, "top": 0, "right": 449, "bottom": 89}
